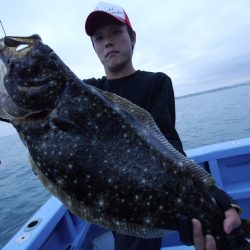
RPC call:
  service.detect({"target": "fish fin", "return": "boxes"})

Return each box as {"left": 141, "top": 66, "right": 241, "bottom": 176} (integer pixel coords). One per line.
{"left": 100, "top": 89, "right": 215, "bottom": 187}
{"left": 101, "top": 90, "right": 157, "bottom": 126}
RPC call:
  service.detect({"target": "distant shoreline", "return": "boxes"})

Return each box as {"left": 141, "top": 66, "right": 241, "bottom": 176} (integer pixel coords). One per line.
{"left": 176, "top": 82, "right": 250, "bottom": 99}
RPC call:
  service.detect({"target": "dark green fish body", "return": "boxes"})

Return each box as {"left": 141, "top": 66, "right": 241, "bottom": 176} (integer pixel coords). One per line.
{"left": 0, "top": 35, "right": 249, "bottom": 249}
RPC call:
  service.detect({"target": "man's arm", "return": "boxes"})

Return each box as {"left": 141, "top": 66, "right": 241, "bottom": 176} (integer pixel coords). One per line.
{"left": 147, "top": 73, "right": 185, "bottom": 155}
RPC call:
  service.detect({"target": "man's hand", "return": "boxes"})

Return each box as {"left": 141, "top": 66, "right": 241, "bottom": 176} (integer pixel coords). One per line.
{"left": 192, "top": 208, "right": 241, "bottom": 250}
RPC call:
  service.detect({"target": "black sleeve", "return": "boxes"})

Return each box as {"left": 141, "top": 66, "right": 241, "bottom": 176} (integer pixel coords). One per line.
{"left": 83, "top": 78, "right": 98, "bottom": 87}
{"left": 83, "top": 77, "right": 105, "bottom": 89}
{"left": 148, "top": 74, "right": 186, "bottom": 155}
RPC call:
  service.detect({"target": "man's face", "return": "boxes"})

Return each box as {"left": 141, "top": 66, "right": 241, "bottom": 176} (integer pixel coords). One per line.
{"left": 92, "top": 22, "right": 135, "bottom": 74}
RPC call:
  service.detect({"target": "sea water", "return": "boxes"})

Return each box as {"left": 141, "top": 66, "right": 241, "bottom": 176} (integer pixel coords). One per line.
{"left": 0, "top": 83, "right": 249, "bottom": 247}
{"left": 176, "top": 83, "right": 250, "bottom": 149}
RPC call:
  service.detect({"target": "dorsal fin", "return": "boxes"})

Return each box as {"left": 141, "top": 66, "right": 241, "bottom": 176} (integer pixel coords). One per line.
{"left": 102, "top": 90, "right": 157, "bottom": 128}
{"left": 100, "top": 89, "right": 216, "bottom": 187}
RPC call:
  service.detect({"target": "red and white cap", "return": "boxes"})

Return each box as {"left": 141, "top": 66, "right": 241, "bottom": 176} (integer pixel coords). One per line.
{"left": 85, "top": 1, "right": 132, "bottom": 36}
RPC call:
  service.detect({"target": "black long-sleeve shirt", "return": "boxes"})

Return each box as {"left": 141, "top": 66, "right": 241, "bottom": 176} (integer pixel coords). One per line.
{"left": 84, "top": 70, "right": 185, "bottom": 155}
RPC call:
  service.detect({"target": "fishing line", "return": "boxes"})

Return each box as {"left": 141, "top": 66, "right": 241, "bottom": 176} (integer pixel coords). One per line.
{"left": 0, "top": 20, "right": 7, "bottom": 36}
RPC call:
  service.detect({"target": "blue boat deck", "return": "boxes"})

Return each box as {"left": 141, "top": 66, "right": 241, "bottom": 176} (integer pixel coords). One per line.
{"left": 3, "top": 138, "right": 250, "bottom": 250}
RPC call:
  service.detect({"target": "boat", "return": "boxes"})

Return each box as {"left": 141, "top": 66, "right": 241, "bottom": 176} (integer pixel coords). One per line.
{"left": 3, "top": 137, "right": 250, "bottom": 250}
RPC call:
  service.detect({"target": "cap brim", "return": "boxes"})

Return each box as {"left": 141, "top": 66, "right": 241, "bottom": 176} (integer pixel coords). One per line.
{"left": 85, "top": 11, "right": 126, "bottom": 36}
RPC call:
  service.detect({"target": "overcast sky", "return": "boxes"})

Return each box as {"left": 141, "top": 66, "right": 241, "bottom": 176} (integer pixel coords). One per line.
{"left": 1, "top": 0, "right": 250, "bottom": 136}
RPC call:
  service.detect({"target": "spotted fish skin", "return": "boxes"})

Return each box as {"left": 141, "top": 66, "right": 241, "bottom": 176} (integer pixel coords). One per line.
{"left": 0, "top": 36, "right": 249, "bottom": 250}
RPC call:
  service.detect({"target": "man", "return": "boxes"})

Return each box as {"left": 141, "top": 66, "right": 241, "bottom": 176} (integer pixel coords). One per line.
{"left": 84, "top": 2, "right": 241, "bottom": 250}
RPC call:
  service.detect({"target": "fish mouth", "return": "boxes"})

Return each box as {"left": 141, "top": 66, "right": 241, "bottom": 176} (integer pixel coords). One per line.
{"left": 0, "top": 34, "right": 59, "bottom": 120}
{"left": 0, "top": 34, "right": 42, "bottom": 59}
{"left": 0, "top": 34, "right": 43, "bottom": 93}
{"left": 0, "top": 35, "right": 42, "bottom": 119}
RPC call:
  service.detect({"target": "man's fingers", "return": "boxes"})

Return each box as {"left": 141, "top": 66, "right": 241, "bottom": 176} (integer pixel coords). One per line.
{"left": 193, "top": 219, "right": 217, "bottom": 250}
{"left": 224, "top": 208, "right": 242, "bottom": 234}
{"left": 205, "top": 234, "right": 216, "bottom": 250}
{"left": 192, "top": 219, "right": 205, "bottom": 250}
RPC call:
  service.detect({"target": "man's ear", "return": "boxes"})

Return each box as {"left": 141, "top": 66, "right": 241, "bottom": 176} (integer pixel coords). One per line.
{"left": 131, "top": 31, "right": 136, "bottom": 50}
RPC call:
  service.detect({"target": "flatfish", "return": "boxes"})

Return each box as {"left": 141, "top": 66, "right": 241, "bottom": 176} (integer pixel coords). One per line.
{"left": 0, "top": 35, "right": 249, "bottom": 249}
